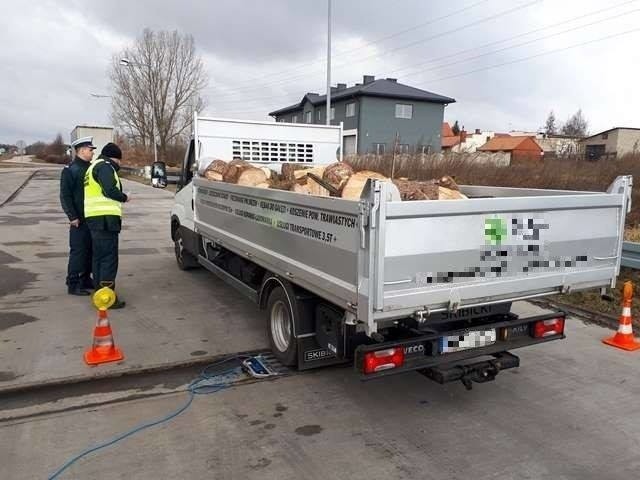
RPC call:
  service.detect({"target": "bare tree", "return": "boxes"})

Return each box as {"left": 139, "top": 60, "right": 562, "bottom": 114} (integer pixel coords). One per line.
{"left": 561, "top": 109, "right": 588, "bottom": 137}
{"left": 109, "top": 29, "right": 208, "bottom": 161}
{"left": 451, "top": 120, "right": 461, "bottom": 136}
{"left": 544, "top": 110, "right": 557, "bottom": 135}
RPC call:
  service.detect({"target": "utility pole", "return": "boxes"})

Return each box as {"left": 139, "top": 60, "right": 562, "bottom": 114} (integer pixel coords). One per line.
{"left": 326, "top": 0, "right": 332, "bottom": 126}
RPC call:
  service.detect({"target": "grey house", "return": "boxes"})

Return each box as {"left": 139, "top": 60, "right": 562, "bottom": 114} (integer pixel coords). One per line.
{"left": 269, "top": 75, "right": 455, "bottom": 156}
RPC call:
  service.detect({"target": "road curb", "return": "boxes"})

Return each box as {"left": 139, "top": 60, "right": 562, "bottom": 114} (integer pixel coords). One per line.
{"left": 0, "top": 169, "right": 39, "bottom": 207}
{"left": 0, "top": 348, "right": 269, "bottom": 397}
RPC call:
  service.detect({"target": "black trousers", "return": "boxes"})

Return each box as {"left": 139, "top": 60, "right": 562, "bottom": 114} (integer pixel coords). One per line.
{"left": 66, "top": 222, "right": 92, "bottom": 288}
{"left": 90, "top": 229, "right": 119, "bottom": 291}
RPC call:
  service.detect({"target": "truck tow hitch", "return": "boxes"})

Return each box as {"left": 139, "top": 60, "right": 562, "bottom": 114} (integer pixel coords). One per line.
{"left": 419, "top": 352, "right": 520, "bottom": 390}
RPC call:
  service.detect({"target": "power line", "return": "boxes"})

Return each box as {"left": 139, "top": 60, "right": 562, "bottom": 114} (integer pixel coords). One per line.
{"left": 206, "top": 0, "right": 541, "bottom": 97}
{"left": 399, "top": 5, "right": 640, "bottom": 80}
{"left": 422, "top": 26, "right": 640, "bottom": 84}
{"left": 219, "top": 0, "right": 489, "bottom": 89}
{"left": 208, "top": 25, "right": 640, "bottom": 118}
{"left": 387, "top": 0, "right": 638, "bottom": 78}
{"left": 206, "top": 2, "right": 637, "bottom": 108}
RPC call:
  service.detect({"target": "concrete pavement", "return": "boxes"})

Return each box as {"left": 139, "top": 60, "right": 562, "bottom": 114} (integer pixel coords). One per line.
{"left": 2, "top": 319, "right": 639, "bottom": 480}
{"left": 0, "top": 166, "right": 268, "bottom": 392}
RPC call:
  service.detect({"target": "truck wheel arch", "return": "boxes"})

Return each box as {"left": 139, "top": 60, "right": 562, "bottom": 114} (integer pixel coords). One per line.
{"left": 259, "top": 275, "right": 292, "bottom": 311}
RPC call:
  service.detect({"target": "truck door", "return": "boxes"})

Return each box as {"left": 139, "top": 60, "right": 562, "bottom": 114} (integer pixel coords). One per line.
{"left": 174, "top": 139, "right": 196, "bottom": 231}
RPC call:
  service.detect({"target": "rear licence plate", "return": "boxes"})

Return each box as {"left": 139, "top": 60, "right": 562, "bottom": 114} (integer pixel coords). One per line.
{"left": 439, "top": 329, "right": 497, "bottom": 354}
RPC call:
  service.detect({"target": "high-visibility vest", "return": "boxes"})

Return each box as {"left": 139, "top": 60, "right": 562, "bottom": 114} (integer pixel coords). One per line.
{"left": 84, "top": 159, "right": 122, "bottom": 218}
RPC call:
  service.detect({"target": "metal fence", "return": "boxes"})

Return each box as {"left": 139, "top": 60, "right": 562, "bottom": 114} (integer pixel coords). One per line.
{"left": 621, "top": 241, "right": 640, "bottom": 269}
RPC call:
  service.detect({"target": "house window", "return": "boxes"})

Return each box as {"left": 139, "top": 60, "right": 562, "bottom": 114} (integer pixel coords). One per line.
{"left": 305, "top": 111, "right": 312, "bottom": 123}
{"left": 346, "top": 102, "right": 355, "bottom": 117}
{"left": 398, "top": 144, "right": 410, "bottom": 154}
{"left": 330, "top": 107, "right": 335, "bottom": 120}
{"left": 373, "top": 143, "right": 386, "bottom": 155}
{"left": 316, "top": 110, "right": 321, "bottom": 121}
{"left": 292, "top": 115, "right": 298, "bottom": 123}
{"left": 395, "top": 103, "right": 413, "bottom": 119}
{"left": 602, "top": 133, "right": 608, "bottom": 139}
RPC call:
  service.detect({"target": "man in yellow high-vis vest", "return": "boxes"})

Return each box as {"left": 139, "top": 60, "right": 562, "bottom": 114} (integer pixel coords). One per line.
{"left": 84, "top": 142, "right": 130, "bottom": 308}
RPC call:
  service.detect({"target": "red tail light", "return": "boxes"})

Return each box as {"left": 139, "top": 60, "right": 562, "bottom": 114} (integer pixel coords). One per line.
{"left": 363, "top": 347, "right": 405, "bottom": 374}
{"left": 533, "top": 317, "right": 565, "bottom": 338}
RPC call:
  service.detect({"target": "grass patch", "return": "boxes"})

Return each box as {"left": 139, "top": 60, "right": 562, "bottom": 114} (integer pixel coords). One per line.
{"left": 559, "top": 268, "right": 640, "bottom": 327}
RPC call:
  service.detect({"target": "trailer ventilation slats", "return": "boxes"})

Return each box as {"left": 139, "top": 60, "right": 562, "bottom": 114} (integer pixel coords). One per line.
{"left": 232, "top": 139, "right": 314, "bottom": 163}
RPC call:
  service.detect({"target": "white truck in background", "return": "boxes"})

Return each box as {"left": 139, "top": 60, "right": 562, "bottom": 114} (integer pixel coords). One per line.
{"left": 154, "top": 114, "right": 632, "bottom": 389}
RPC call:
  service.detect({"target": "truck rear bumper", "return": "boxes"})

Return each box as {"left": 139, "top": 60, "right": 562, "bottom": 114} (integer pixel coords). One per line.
{"left": 355, "top": 311, "right": 565, "bottom": 380}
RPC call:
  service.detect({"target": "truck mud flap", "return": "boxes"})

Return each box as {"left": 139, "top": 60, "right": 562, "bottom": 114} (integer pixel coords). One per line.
{"left": 419, "top": 352, "right": 520, "bottom": 390}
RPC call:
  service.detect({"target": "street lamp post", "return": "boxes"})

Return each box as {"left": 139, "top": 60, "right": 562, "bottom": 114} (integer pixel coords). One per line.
{"left": 326, "top": 0, "right": 332, "bottom": 126}
{"left": 120, "top": 58, "right": 159, "bottom": 164}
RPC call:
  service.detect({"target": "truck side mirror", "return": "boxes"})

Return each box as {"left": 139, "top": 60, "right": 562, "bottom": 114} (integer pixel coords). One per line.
{"left": 151, "top": 161, "right": 168, "bottom": 188}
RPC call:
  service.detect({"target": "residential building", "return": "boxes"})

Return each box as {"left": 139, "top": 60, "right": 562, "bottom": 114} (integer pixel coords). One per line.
{"left": 441, "top": 124, "right": 498, "bottom": 153}
{"left": 536, "top": 134, "right": 582, "bottom": 157}
{"left": 477, "top": 136, "right": 543, "bottom": 163}
{"left": 269, "top": 75, "right": 455, "bottom": 156}
{"left": 580, "top": 127, "right": 640, "bottom": 159}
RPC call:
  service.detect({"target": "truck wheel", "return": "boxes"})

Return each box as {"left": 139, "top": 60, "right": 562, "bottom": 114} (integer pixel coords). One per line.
{"left": 266, "top": 286, "right": 298, "bottom": 366}
{"left": 174, "top": 229, "right": 199, "bottom": 270}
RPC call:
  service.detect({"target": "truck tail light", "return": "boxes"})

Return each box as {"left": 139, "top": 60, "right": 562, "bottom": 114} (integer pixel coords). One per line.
{"left": 533, "top": 317, "right": 565, "bottom": 338}
{"left": 363, "top": 347, "right": 405, "bottom": 374}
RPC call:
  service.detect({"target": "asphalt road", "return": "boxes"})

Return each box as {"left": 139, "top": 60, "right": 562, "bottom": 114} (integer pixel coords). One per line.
{"left": 2, "top": 319, "right": 640, "bottom": 480}
{"left": 0, "top": 163, "right": 267, "bottom": 391}
{"left": 1, "top": 161, "right": 640, "bottom": 479}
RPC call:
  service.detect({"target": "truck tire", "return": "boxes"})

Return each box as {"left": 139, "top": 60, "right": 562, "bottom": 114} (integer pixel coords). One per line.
{"left": 174, "top": 229, "right": 199, "bottom": 270}
{"left": 266, "top": 285, "right": 298, "bottom": 367}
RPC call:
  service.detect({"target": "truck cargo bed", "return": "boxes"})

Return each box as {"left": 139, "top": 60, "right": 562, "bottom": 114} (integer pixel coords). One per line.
{"left": 193, "top": 175, "right": 631, "bottom": 335}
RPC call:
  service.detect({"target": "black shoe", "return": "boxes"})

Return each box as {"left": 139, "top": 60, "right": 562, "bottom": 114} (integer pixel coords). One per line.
{"left": 68, "top": 287, "right": 91, "bottom": 296}
{"left": 110, "top": 298, "right": 126, "bottom": 309}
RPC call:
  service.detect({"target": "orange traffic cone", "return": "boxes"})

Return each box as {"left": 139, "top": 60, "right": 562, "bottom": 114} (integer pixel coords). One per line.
{"left": 84, "top": 288, "right": 124, "bottom": 365}
{"left": 603, "top": 281, "right": 640, "bottom": 351}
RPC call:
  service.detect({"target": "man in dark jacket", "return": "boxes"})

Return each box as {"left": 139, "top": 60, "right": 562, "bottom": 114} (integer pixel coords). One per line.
{"left": 84, "top": 142, "right": 130, "bottom": 308}
{"left": 60, "top": 137, "right": 95, "bottom": 295}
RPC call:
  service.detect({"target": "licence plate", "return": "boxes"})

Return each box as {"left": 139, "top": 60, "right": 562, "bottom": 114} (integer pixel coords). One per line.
{"left": 439, "top": 329, "right": 496, "bottom": 354}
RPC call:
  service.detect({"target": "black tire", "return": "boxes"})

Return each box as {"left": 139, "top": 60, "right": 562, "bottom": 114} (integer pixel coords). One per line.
{"left": 174, "top": 228, "right": 199, "bottom": 270}
{"left": 266, "top": 285, "right": 298, "bottom": 366}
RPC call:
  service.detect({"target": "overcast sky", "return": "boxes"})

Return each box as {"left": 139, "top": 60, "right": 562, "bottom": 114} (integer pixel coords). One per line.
{"left": 1, "top": 0, "right": 639, "bottom": 144}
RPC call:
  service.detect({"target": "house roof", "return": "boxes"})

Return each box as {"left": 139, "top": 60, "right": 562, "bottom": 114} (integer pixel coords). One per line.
{"left": 442, "top": 122, "right": 454, "bottom": 137}
{"left": 580, "top": 127, "right": 640, "bottom": 142}
{"left": 269, "top": 78, "right": 456, "bottom": 116}
{"left": 441, "top": 136, "right": 461, "bottom": 148}
{"left": 478, "top": 136, "right": 541, "bottom": 152}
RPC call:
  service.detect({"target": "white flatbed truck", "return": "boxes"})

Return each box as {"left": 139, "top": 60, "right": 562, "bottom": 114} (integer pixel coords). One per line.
{"left": 158, "top": 115, "right": 632, "bottom": 389}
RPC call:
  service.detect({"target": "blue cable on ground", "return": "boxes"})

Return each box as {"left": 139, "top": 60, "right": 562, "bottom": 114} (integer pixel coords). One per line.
{"left": 48, "top": 356, "right": 250, "bottom": 480}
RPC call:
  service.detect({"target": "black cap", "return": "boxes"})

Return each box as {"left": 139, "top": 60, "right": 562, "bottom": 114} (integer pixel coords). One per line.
{"left": 101, "top": 142, "right": 122, "bottom": 160}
